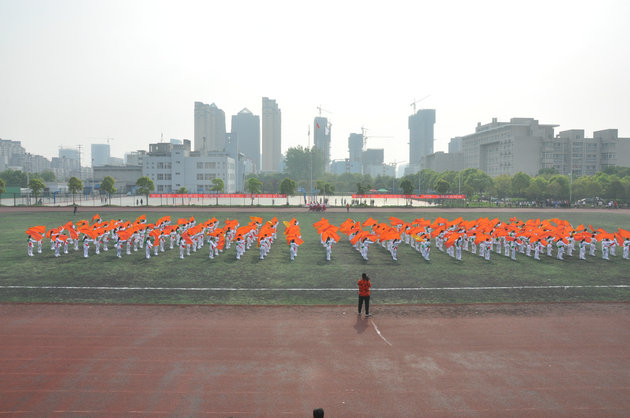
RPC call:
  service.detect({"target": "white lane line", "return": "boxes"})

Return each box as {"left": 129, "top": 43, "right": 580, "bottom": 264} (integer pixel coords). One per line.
{"left": 371, "top": 320, "right": 392, "bottom": 346}
{"left": 0, "top": 285, "right": 628, "bottom": 291}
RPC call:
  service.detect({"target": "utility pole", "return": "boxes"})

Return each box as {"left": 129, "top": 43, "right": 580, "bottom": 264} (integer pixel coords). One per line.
{"left": 308, "top": 124, "right": 313, "bottom": 202}
{"left": 569, "top": 170, "right": 573, "bottom": 208}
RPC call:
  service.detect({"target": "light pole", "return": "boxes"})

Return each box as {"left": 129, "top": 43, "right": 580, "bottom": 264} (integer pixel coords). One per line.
{"left": 308, "top": 124, "right": 313, "bottom": 202}
{"left": 569, "top": 171, "right": 573, "bottom": 206}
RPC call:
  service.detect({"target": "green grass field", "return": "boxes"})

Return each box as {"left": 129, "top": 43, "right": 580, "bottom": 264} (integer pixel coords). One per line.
{"left": 1, "top": 209, "right": 629, "bottom": 305}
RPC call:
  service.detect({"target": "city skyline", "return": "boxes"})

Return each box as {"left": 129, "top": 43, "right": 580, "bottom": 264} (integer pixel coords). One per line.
{"left": 1, "top": 0, "right": 629, "bottom": 167}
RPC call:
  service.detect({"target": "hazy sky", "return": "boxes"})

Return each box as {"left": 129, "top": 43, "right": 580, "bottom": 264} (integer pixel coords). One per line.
{"left": 2, "top": 0, "right": 629, "bottom": 169}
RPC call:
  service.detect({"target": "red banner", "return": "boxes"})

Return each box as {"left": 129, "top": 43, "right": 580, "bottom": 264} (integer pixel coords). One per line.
{"left": 351, "top": 194, "right": 466, "bottom": 199}
{"left": 150, "top": 193, "right": 286, "bottom": 199}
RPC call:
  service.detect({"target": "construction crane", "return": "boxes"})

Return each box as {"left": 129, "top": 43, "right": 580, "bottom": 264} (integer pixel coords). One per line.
{"left": 316, "top": 105, "right": 332, "bottom": 117}
{"left": 410, "top": 95, "right": 431, "bottom": 114}
{"left": 361, "top": 126, "right": 392, "bottom": 148}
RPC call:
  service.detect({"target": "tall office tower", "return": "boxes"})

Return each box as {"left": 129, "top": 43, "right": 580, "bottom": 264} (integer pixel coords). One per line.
{"left": 314, "top": 117, "right": 331, "bottom": 171}
{"left": 409, "top": 109, "right": 436, "bottom": 169}
{"left": 231, "top": 108, "right": 261, "bottom": 171}
{"left": 348, "top": 133, "right": 364, "bottom": 163}
{"left": 91, "top": 144, "right": 110, "bottom": 166}
{"left": 194, "top": 101, "right": 227, "bottom": 153}
{"left": 261, "top": 97, "right": 281, "bottom": 172}
{"left": 345, "top": 133, "right": 365, "bottom": 174}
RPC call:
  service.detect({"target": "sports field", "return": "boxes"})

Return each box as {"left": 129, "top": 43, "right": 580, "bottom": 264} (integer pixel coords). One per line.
{"left": 2, "top": 206, "right": 629, "bottom": 305}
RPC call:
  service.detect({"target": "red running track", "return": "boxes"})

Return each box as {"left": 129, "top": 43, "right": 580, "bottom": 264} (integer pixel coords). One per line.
{"left": 1, "top": 303, "right": 629, "bottom": 416}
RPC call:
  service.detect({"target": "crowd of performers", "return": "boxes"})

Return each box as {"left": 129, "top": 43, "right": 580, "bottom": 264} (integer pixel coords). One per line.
{"left": 25, "top": 214, "right": 630, "bottom": 263}
{"left": 313, "top": 215, "right": 630, "bottom": 262}
{"left": 25, "top": 214, "right": 304, "bottom": 261}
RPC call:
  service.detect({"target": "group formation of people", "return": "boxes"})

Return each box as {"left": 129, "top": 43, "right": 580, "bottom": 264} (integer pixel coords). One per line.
{"left": 25, "top": 213, "right": 630, "bottom": 263}
{"left": 25, "top": 213, "right": 306, "bottom": 261}
{"left": 311, "top": 215, "right": 630, "bottom": 263}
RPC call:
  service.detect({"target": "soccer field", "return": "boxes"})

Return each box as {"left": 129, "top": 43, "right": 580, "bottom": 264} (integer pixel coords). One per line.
{"left": 2, "top": 207, "right": 629, "bottom": 304}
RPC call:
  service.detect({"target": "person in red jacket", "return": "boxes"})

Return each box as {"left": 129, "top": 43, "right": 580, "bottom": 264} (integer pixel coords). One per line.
{"left": 357, "top": 273, "right": 372, "bottom": 317}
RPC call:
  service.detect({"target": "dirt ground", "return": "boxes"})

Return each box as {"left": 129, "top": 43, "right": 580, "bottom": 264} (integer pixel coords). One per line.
{"left": 2, "top": 302, "right": 629, "bottom": 416}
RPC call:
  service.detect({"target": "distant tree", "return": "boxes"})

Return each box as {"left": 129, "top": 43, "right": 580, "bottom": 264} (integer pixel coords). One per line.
{"left": 335, "top": 173, "right": 360, "bottom": 193}
{"left": 28, "top": 178, "right": 46, "bottom": 204}
{"left": 280, "top": 177, "right": 296, "bottom": 196}
{"left": 622, "top": 178, "right": 630, "bottom": 202}
{"left": 250, "top": 172, "right": 282, "bottom": 193}
{"left": 284, "top": 146, "right": 325, "bottom": 181}
{"left": 0, "top": 177, "right": 5, "bottom": 206}
{"left": 435, "top": 178, "right": 450, "bottom": 194}
{"left": 0, "top": 169, "right": 28, "bottom": 187}
{"left": 418, "top": 169, "right": 439, "bottom": 193}
{"left": 211, "top": 178, "right": 225, "bottom": 193}
{"left": 373, "top": 175, "right": 393, "bottom": 191}
{"left": 511, "top": 172, "right": 531, "bottom": 197}
{"left": 461, "top": 168, "right": 492, "bottom": 195}
{"left": 435, "top": 171, "right": 458, "bottom": 193}
{"left": 537, "top": 167, "right": 559, "bottom": 178}
{"left": 246, "top": 177, "right": 262, "bottom": 194}
{"left": 572, "top": 176, "right": 603, "bottom": 200}
{"left": 547, "top": 174, "right": 570, "bottom": 200}
{"left": 316, "top": 180, "right": 335, "bottom": 196}
{"left": 356, "top": 180, "right": 371, "bottom": 195}
{"left": 100, "top": 176, "right": 116, "bottom": 204}
{"left": 492, "top": 174, "right": 512, "bottom": 199}
{"left": 525, "top": 177, "right": 548, "bottom": 200}
{"left": 604, "top": 177, "right": 625, "bottom": 200}
{"left": 400, "top": 178, "right": 414, "bottom": 194}
{"left": 67, "top": 176, "right": 83, "bottom": 204}
{"left": 136, "top": 176, "right": 154, "bottom": 205}
{"left": 40, "top": 170, "right": 56, "bottom": 182}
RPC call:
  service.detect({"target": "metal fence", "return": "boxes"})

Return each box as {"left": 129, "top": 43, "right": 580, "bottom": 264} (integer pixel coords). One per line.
{"left": 0, "top": 192, "right": 437, "bottom": 208}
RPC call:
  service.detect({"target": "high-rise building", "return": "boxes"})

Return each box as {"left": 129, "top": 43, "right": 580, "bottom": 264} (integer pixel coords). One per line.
{"left": 59, "top": 147, "right": 80, "bottom": 162}
{"left": 0, "top": 138, "right": 26, "bottom": 170}
{"left": 54, "top": 147, "right": 81, "bottom": 180}
{"left": 91, "top": 144, "right": 110, "bottom": 167}
{"left": 261, "top": 97, "right": 281, "bottom": 172}
{"left": 194, "top": 101, "right": 227, "bottom": 153}
{"left": 231, "top": 108, "right": 261, "bottom": 171}
{"left": 409, "top": 109, "right": 436, "bottom": 170}
{"left": 343, "top": 133, "right": 365, "bottom": 174}
{"left": 314, "top": 117, "right": 331, "bottom": 171}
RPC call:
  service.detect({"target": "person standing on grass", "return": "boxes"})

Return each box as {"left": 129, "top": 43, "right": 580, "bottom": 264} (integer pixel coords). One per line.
{"left": 357, "top": 273, "right": 372, "bottom": 317}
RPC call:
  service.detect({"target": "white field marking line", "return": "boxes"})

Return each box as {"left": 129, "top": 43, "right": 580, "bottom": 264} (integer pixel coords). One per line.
{"left": 0, "top": 285, "right": 629, "bottom": 291}
{"left": 370, "top": 320, "right": 392, "bottom": 346}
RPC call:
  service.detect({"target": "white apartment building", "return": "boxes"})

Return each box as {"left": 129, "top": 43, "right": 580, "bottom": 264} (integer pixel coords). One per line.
{"left": 421, "top": 118, "right": 630, "bottom": 177}
{"left": 461, "top": 118, "right": 557, "bottom": 177}
{"left": 143, "top": 140, "right": 235, "bottom": 193}
{"left": 544, "top": 129, "right": 630, "bottom": 177}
